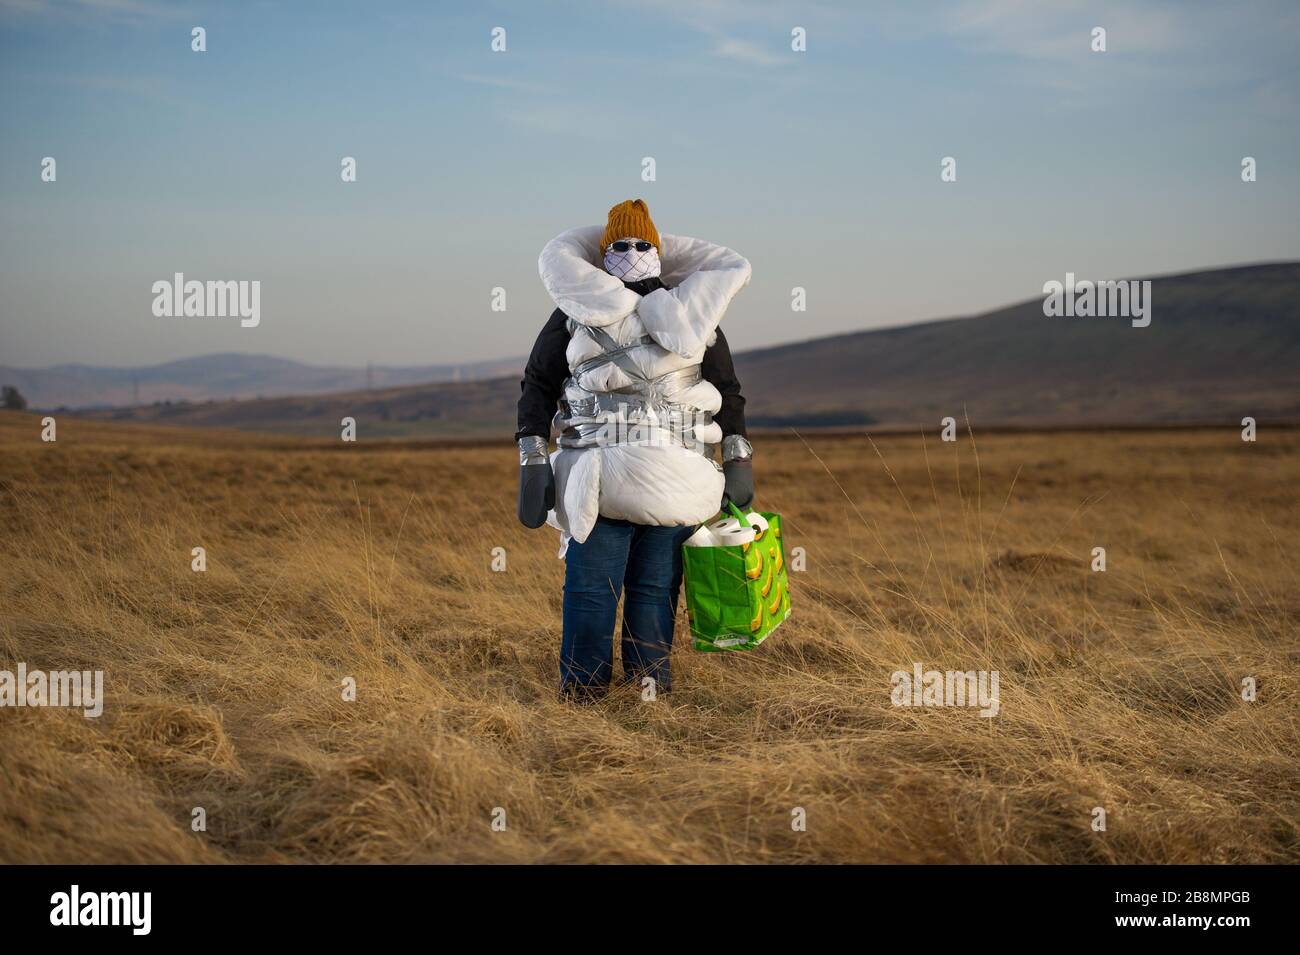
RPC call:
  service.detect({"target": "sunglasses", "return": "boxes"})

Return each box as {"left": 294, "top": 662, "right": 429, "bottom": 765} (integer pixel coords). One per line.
{"left": 609, "top": 240, "right": 654, "bottom": 253}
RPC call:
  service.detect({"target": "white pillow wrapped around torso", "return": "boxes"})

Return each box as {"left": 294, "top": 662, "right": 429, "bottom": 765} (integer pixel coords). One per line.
{"left": 536, "top": 226, "right": 751, "bottom": 554}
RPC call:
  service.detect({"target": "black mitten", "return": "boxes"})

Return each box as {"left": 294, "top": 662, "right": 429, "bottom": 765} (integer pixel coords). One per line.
{"left": 518, "top": 462, "right": 555, "bottom": 528}
{"left": 721, "top": 459, "right": 754, "bottom": 510}
{"left": 517, "top": 435, "right": 554, "bottom": 528}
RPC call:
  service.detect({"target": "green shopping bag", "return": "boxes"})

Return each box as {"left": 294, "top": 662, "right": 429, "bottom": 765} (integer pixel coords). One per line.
{"left": 682, "top": 502, "right": 791, "bottom": 651}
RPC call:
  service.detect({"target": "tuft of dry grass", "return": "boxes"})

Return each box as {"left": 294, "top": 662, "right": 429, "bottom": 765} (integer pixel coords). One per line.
{"left": 0, "top": 411, "right": 1296, "bottom": 863}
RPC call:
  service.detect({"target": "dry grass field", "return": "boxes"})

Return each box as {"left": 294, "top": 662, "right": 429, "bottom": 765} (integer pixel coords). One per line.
{"left": 0, "top": 410, "right": 1296, "bottom": 864}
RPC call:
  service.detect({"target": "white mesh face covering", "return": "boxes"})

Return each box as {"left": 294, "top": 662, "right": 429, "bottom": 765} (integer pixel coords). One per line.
{"left": 603, "top": 237, "right": 661, "bottom": 282}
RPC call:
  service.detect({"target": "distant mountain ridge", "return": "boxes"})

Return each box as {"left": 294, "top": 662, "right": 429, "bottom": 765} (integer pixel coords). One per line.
{"left": 63, "top": 262, "right": 1300, "bottom": 436}
{"left": 0, "top": 352, "right": 524, "bottom": 410}
{"left": 730, "top": 260, "right": 1300, "bottom": 429}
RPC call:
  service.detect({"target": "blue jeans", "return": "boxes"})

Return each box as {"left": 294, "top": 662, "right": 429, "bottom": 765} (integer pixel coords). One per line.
{"left": 560, "top": 517, "right": 696, "bottom": 699}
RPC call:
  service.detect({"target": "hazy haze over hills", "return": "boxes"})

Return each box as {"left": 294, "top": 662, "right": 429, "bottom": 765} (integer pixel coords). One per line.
{"left": 62, "top": 262, "right": 1300, "bottom": 437}
{"left": 0, "top": 353, "right": 524, "bottom": 410}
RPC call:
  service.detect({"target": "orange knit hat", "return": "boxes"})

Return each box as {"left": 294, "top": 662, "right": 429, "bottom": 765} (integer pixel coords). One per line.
{"left": 601, "top": 199, "right": 661, "bottom": 254}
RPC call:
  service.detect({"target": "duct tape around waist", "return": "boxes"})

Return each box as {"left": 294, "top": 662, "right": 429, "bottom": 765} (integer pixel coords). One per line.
{"left": 556, "top": 323, "right": 712, "bottom": 453}
{"left": 556, "top": 406, "right": 713, "bottom": 453}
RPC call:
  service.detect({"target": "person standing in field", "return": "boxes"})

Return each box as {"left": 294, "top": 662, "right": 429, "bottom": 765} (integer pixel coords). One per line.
{"left": 515, "top": 199, "right": 754, "bottom": 701}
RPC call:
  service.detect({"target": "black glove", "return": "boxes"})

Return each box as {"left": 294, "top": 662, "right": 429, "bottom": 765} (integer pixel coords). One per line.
{"left": 721, "top": 458, "right": 754, "bottom": 511}
{"left": 518, "top": 462, "right": 555, "bottom": 528}
{"left": 517, "top": 436, "right": 555, "bottom": 528}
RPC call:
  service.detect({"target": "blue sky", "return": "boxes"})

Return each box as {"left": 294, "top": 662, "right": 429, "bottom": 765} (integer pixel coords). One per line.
{"left": 1, "top": 0, "right": 1298, "bottom": 368}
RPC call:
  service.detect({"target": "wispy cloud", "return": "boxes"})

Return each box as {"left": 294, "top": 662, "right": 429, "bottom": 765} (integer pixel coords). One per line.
{"left": 713, "top": 37, "right": 786, "bottom": 67}
{"left": 943, "top": 0, "right": 1186, "bottom": 61}
{"left": 31, "top": 69, "right": 186, "bottom": 104}
{"left": 0, "top": 0, "right": 48, "bottom": 13}
{"left": 0, "top": 0, "right": 187, "bottom": 21}
{"left": 499, "top": 102, "right": 620, "bottom": 141}
{"left": 455, "top": 72, "right": 556, "bottom": 95}
{"left": 1250, "top": 71, "right": 1300, "bottom": 117}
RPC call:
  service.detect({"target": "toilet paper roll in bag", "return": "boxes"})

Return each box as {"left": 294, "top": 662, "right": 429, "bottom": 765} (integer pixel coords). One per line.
{"left": 684, "top": 510, "right": 769, "bottom": 547}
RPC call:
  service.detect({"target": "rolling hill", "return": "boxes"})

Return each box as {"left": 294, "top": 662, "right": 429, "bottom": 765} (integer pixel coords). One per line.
{"left": 734, "top": 261, "right": 1300, "bottom": 429}
{"left": 64, "top": 262, "right": 1300, "bottom": 437}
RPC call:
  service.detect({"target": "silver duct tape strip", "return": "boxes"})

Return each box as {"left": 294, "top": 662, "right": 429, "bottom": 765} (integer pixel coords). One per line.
{"left": 557, "top": 419, "right": 713, "bottom": 455}
{"left": 562, "top": 389, "right": 694, "bottom": 421}
{"left": 556, "top": 396, "right": 715, "bottom": 455}
{"left": 518, "top": 434, "right": 550, "bottom": 466}
{"left": 571, "top": 332, "right": 657, "bottom": 382}
{"left": 721, "top": 433, "right": 753, "bottom": 462}
{"left": 563, "top": 367, "right": 703, "bottom": 416}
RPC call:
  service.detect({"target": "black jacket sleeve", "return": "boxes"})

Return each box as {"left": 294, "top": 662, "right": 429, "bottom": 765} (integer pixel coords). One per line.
{"left": 702, "top": 327, "right": 748, "bottom": 438}
{"left": 514, "top": 308, "right": 571, "bottom": 441}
